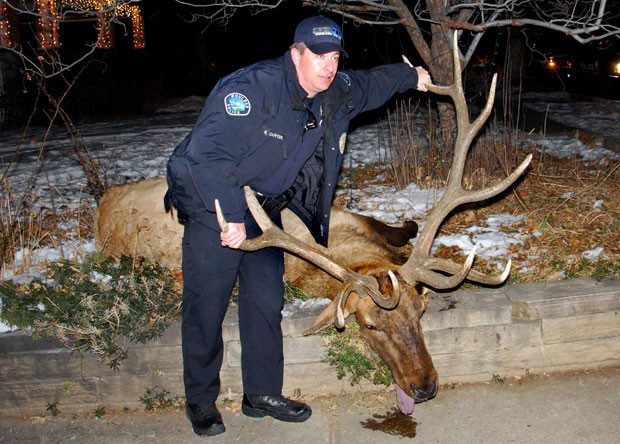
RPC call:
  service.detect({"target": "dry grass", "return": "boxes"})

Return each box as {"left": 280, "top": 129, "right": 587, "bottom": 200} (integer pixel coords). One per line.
{"left": 0, "top": 187, "right": 96, "bottom": 277}
{"left": 476, "top": 153, "right": 620, "bottom": 282}
{"left": 335, "top": 141, "right": 620, "bottom": 285}
{"left": 4, "top": 150, "right": 618, "bottom": 285}
{"left": 2, "top": 103, "right": 618, "bottom": 286}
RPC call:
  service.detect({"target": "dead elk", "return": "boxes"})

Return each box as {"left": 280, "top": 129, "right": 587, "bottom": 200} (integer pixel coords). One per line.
{"left": 94, "top": 177, "right": 417, "bottom": 279}
{"left": 95, "top": 177, "right": 431, "bottom": 409}
{"left": 95, "top": 33, "right": 532, "bottom": 416}
{"left": 214, "top": 33, "right": 531, "bottom": 412}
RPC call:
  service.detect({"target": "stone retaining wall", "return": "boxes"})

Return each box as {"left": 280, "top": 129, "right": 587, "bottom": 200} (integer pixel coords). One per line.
{"left": 1, "top": 277, "right": 619, "bottom": 417}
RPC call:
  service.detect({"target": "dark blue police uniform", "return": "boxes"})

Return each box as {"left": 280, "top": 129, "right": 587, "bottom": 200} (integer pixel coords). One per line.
{"left": 166, "top": 50, "right": 420, "bottom": 404}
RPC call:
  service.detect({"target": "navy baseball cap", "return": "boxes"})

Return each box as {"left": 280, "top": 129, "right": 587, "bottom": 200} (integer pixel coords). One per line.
{"left": 294, "top": 16, "right": 348, "bottom": 57}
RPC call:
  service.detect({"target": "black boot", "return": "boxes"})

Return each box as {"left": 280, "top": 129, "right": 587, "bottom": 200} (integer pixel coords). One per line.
{"left": 186, "top": 402, "right": 226, "bottom": 436}
{"left": 242, "top": 394, "right": 312, "bottom": 423}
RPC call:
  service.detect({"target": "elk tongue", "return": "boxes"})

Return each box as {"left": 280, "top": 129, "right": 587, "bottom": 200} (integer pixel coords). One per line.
{"left": 396, "top": 385, "right": 415, "bottom": 415}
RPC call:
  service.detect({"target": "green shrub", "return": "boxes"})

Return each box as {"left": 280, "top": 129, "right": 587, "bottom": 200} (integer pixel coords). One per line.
{"left": 0, "top": 254, "right": 181, "bottom": 369}
{"left": 321, "top": 323, "right": 393, "bottom": 387}
{"left": 139, "top": 386, "right": 185, "bottom": 411}
{"left": 284, "top": 281, "right": 312, "bottom": 302}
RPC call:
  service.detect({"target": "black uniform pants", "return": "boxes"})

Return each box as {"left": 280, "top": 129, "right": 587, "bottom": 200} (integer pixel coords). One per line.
{"left": 181, "top": 211, "right": 285, "bottom": 404}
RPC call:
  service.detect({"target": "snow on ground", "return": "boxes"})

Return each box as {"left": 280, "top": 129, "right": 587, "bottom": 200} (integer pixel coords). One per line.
{"left": 519, "top": 91, "right": 620, "bottom": 141}
{"left": 1, "top": 92, "right": 619, "bottom": 332}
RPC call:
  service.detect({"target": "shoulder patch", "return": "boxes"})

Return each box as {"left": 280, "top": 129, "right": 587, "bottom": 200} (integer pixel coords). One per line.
{"left": 224, "top": 93, "right": 251, "bottom": 116}
{"left": 337, "top": 72, "right": 351, "bottom": 87}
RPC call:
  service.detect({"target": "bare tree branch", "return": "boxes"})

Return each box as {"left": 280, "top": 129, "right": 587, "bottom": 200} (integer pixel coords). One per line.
{"left": 270, "top": 1, "right": 620, "bottom": 67}
{"left": 427, "top": 1, "right": 619, "bottom": 44}
{"left": 174, "top": 0, "right": 284, "bottom": 24}
{"left": 6, "top": 1, "right": 618, "bottom": 81}
{"left": 4, "top": 0, "right": 144, "bottom": 79}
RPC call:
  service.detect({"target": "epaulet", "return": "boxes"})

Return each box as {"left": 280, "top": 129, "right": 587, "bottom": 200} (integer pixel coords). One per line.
{"left": 336, "top": 71, "right": 351, "bottom": 87}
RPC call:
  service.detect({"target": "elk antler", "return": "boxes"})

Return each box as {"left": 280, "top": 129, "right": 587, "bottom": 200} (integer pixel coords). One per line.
{"left": 397, "top": 32, "right": 532, "bottom": 289}
{"left": 215, "top": 187, "right": 400, "bottom": 328}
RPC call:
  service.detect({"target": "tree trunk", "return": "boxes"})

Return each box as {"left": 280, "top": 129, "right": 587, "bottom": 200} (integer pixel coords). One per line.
{"left": 388, "top": 0, "right": 458, "bottom": 169}
{"left": 426, "top": 1, "right": 457, "bottom": 174}
{"left": 0, "top": 52, "right": 22, "bottom": 131}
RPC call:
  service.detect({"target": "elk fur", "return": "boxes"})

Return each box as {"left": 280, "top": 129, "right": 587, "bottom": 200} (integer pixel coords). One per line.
{"left": 95, "top": 177, "right": 418, "bottom": 296}
{"left": 95, "top": 178, "right": 183, "bottom": 270}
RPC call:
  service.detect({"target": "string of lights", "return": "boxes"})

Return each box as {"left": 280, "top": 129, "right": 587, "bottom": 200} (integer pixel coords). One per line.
{"left": 0, "top": 2, "right": 11, "bottom": 47}
{"left": 61, "top": 1, "right": 116, "bottom": 11}
{"left": 98, "top": 10, "right": 114, "bottom": 48}
{"left": 110, "top": 3, "right": 144, "bottom": 49}
{"left": 0, "top": 0, "right": 144, "bottom": 49}
{"left": 38, "top": 0, "right": 61, "bottom": 49}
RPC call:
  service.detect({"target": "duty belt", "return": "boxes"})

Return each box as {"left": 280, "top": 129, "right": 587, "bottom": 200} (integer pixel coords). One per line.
{"left": 254, "top": 187, "right": 295, "bottom": 213}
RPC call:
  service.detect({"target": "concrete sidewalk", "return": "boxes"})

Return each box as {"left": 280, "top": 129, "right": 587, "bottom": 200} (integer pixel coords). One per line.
{"left": 1, "top": 367, "right": 618, "bottom": 444}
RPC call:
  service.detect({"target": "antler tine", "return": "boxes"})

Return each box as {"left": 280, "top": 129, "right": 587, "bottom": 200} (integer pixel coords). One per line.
{"left": 215, "top": 187, "right": 401, "bottom": 311}
{"left": 424, "top": 257, "right": 512, "bottom": 285}
{"left": 215, "top": 188, "right": 346, "bottom": 275}
{"left": 334, "top": 270, "right": 400, "bottom": 329}
{"left": 397, "top": 32, "right": 531, "bottom": 290}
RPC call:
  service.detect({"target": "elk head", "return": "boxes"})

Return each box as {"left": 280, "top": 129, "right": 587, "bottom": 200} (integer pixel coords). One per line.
{"left": 215, "top": 33, "right": 532, "bottom": 414}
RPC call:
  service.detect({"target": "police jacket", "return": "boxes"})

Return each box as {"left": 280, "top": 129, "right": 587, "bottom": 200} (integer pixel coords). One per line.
{"left": 166, "top": 50, "right": 420, "bottom": 246}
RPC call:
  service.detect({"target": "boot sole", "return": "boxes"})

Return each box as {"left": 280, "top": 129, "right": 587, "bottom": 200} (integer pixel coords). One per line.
{"left": 242, "top": 404, "right": 312, "bottom": 423}
{"left": 192, "top": 424, "right": 226, "bottom": 436}
{"left": 186, "top": 408, "right": 226, "bottom": 436}
{"left": 191, "top": 423, "right": 226, "bottom": 437}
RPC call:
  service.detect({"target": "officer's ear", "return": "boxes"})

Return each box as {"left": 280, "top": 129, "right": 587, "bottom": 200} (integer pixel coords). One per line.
{"left": 291, "top": 47, "right": 301, "bottom": 64}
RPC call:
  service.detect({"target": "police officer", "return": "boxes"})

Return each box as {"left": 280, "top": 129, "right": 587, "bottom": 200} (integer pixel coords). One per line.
{"left": 166, "top": 15, "right": 432, "bottom": 437}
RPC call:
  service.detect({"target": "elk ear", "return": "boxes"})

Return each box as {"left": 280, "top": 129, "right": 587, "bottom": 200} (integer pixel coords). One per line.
{"left": 302, "top": 295, "right": 359, "bottom": 336}
{"left": 302, "top": 303, "right": 336, "bottom": 336}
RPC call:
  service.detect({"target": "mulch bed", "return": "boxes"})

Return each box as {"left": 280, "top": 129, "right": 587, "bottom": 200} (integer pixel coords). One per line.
{"left": 334, "top": 145, "right": 620, "bottom": 285}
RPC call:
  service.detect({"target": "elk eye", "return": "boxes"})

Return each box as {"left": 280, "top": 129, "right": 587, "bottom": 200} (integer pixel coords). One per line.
{"left": 365, "top": 323, "right": 379, "bottom": 331}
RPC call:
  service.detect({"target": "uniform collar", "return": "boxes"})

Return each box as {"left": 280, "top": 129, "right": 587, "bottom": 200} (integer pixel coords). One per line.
{"left": 284, "top": 50, "right": 323, "bottom": 111}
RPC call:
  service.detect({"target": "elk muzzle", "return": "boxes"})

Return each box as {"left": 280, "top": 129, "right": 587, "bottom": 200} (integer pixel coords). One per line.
{"left": 411, "top": 380, "right": 437, "bottom": 401}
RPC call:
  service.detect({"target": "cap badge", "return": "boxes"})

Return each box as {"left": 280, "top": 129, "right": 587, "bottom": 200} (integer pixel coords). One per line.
{"left": 312, "top": 26, "right": 342, "bottom": 41}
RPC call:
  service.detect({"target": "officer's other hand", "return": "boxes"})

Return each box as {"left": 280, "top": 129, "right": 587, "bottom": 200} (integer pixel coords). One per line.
{"left": 415, "top": 66, "right": 432, "bottom": 92}
{"left": 221, "top": 222, "right": 247, "bottom": 249}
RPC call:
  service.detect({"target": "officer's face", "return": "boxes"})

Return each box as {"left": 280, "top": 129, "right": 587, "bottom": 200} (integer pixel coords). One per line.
{"left": 292, "top": 47, "right": 340, "bottom": 98}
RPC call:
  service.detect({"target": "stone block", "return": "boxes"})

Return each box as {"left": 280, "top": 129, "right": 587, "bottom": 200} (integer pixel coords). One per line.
{"left": 149, "top": 320, "right": 182, "bottom": 347}
{"left": 542, "top": 311, "right": 620, "bottom": 344}
{"left": 507, "top": 278, "right": 620, "bottom": 320}
{"left": 0, "top": 349, "right": 99, "bottom": 381}
{"left": 0, "top": 330, "right": 64, "bottom": 353}
{"left": 539, "top": 336, "right": 620, "bottom": 368}
{"left": 424, "top": 288, "right": 512, "bottom": 330}
{"left": 425, "top": 322, "right": 542, "bottom": 355}
{"left": 225, "top": 335, "right": 326, "bottom": 368}
{"left": 432, "top": 344, "right": 546, "bottom": 379}
{"left": 0, "top": 379, "right": 99, "bottom": 417}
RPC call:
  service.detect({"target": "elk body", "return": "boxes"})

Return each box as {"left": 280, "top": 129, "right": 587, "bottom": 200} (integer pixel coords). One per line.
{"left": 95, "top": 177, "right": 434, "bottom": 409}
{"left": 95, "top": 34, "right": 532, "bottom": 415}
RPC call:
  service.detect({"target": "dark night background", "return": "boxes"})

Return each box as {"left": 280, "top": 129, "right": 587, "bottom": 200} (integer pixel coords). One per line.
{"left": 3, "top": 0, "right": 603, "bottom": 128}
{"left": 3, "top": 0, "right": 426, "bottom": 126}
